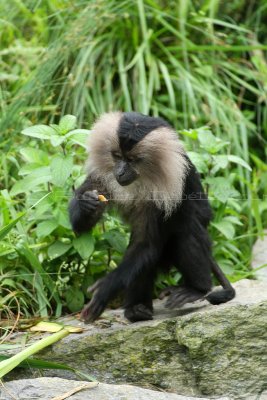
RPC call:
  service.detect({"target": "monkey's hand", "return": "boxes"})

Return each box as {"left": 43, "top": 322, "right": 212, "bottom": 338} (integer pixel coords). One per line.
{"left": 69, "top": 190, "right": 106, "bottom": 234}
{"left": 80, "top": 277, "right": 110, "bottom": 323}
{"left": 159, "top": 285, "right": 205, "bottom": 309}
{"left": 76, "top": 190, "right": 104, "bottom": 215}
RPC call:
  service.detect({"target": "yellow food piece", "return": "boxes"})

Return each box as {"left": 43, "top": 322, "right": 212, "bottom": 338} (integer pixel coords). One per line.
{"left": 98, "top": 194, "right": 108, "bottom": 202}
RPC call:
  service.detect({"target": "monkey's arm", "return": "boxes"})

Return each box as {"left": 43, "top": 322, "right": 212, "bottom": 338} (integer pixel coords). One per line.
{"left": 69, "top": 176, "right": 108, "bottom": 234}
{"left": 81, "top": 237, "right": 162, "bottom": 322}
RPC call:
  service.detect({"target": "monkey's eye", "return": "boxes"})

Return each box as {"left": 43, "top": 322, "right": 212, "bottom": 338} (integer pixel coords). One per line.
{"left": 111, "top": 151, "right": 122, "bottom": 160}
{"left": 126, "top": 156, "right": 142, "bottom": 163}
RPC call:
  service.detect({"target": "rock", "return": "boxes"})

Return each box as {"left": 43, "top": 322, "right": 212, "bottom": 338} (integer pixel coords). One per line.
{"left": 4, "top": 280, "right": 267, "bottom": 399}
{"left": 0, "top": 377, "right": 230, "bottom": 400}
{"left": 252, "top": 231, "right": 267, "bottom": 280}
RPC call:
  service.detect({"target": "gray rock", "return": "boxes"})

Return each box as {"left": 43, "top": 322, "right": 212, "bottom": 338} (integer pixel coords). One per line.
{"left": 0, "top": 377, "right": 229, "bottom": 400}
{"left": 3, "top": 280, "right": 267, "bottom": 399}
{"left": 252, "top": 231, "right": 267, "bottom": 280}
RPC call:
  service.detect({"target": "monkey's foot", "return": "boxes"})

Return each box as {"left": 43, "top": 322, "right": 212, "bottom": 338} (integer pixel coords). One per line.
{"left": 124, "top": 304, "right": 153, "bottom": 322}
{"left": 80, "top": 298, "right": 106, "bottom": 323}
{"left": 159, "top": 285, "right": 205, "bottom": 309}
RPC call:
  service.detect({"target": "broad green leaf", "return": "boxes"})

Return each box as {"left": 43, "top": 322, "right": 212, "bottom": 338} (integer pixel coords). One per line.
{"left": 179, "top": 129, "right": 198, "bottom": 140}
{"left": 19, "top": 163, "right": 45, "bottom": 176}
{"left": 216, "top": 260, "right": 234, "bottom": 275}
{"left": 198, "top": 129, "right": 217, "bottom": 151}
{"left": 20, "top": 147, "right": 49, "bottom": 165}
{"left": 223, "top": 215, "right": 243, "bottom": 226}
{"left": 50, "top": 155, "right": 73, "bottom": 187}
{"left": 11, "top": 167, "right": 52, "bottom": 195}
{"left": 198, "top": 130, "right": 229, "bottom": 154}
{"left": 48, "top": 241, "right": 72, "bottom": 259}
{"left": 59, "top": 115, "right": 77, "bottom": 133}
{"left": 227, "top": 155, "right": 252, "bottom": 171}
{"left": 205, "top": 177, "right": 240, "bottom": 203}
{"left": 22, "top": 125, "right": 56, "bottom": 139}
{"left": 73, "top": 232, "right": 95, "bottom": 259}
{"left": 65, "top": 287, "right": 84, "bottom": 313}
{"left": 212, "top": 220, "right": 235, "bottom": 239}
{"left": 50, "top": 135, "right": 65, "bottom": 147}
{"left": 54, "top": 207, "right": 71, "bottom": 229}
{"left": 188, "top": 151, "right": 209, "bottom": 174}
{"left": 36, "top": 220, "right": 58, "bottom": 237}
{"left": 103, "top": 230, "right": 128, "bottom": 253}
{"left": 65, "top": 129, "right": 91, "bottom": 138}
{"left": 66, "top": 130, "right": 90, "bottom": 148}
{"left": 211, "top": 155, "right": 229, "bottom": 174}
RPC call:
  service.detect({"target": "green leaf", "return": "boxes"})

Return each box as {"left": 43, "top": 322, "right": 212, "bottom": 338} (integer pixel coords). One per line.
{"left": 58, "top": 115, "right": 77, "bottom": 134}
{"left": 179, "top": 129, "right": 198, "bottom": 140}
{"left": 50, "top": 155, "right": 73, "bottom": 187}
{"left": 227, "top": 155, "right": 252, "bottom": 171}
{"left": 211, "top": 155, "right": 229, "bottom": 174}
{"left": 36, "top": 220, "right": 58, "bottom": 238}
{"left": 65, "top": 130, "right": 90, "bottom": 148}
{"left": 17, "top": 243, "right": 61, "bottom": 316}
{"left": 73, "top": 232, "right": 95, "bottom": 259}
{"left": 0, "top": 329, "right": 70, "bottom": 378}
{"left": 22, "top": 125, "right": 56, "bottom": 139}
{"left": 48, "top": 241, "right": 72, "bottom": 259}
{"left": 198, "top": 130, "right": 217, "bottom": 150}
{"left": 50, "top": 135, "right": 65, "bottom": 147}
{"left": 0, "top": 355, "right": 96, "bottom": 381}
{"left": 0, "top": 212, "right": 26, "bottom": 240}
{"left": 65, "top": 287, "right": 84, "bottom": 313}
{"left": 223, "top": 215, "right": 243, "bottom": 226}
{"left": 11, "top": 166, "right": 52, "bottom": 195}
{"left": 187, "top": 151, "right": 209, "bottom": 174}
{"left": 205, "top": 177, "right": 240, "bottom": 203}
{"left": 198, "top": 129, "right": 229, "bottom": 154}
{"left": 20, "top": 147, "right": 49, "bottom": 165}
{"left": 103, "top": 230, "right": 128, "bottom": 253}
{"left": 212, "top": 220, "right": 235, "bottom": 239}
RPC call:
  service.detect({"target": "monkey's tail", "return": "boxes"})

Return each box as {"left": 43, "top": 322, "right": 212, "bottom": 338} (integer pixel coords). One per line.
{"left": 206, "top": 261, "right": 235, "bottom": 305}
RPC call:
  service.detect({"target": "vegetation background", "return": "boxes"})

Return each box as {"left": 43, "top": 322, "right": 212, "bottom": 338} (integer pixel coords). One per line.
{"left": 0, "top": 0, "right": 267, "bottom": 325}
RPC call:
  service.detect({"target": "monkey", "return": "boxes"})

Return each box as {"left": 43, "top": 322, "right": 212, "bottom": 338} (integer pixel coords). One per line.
{"left": 69, "top": 111, "right": 235, "bottom": 323}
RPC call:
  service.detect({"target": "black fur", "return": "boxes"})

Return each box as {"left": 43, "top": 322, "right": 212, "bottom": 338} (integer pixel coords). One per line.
{"left": 118, "top": 112, "right": 170, "bottom": 152}
{"left": 69, "top": 112, "right": 235, "bottom": 323}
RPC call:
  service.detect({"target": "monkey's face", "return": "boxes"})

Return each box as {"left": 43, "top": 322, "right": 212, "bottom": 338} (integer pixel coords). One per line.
{"left": 112, "top": 151, "right": 140, "bottom": 186}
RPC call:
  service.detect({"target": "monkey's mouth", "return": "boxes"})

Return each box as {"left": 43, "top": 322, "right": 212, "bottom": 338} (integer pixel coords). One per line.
{"left": 116, "top": 175, "right": 138, "bottom": 186}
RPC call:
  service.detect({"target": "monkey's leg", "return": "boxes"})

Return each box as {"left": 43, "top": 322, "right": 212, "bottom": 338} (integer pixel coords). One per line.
{"left": 81, "top": 241, "right": 162, "bottom": 323}
{"left": 124, "top": 271, "right": 156, "bottom": 322}
{"left": 163, "top": 233, "right": 212, "bottom": 309}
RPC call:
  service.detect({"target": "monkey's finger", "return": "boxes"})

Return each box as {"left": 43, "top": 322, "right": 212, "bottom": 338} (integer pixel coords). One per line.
{"left": 80, "top": 298, "right": 105, "bottom": 323}
{"left": 83, "top": 191, "right": 99, "bottom": 200}
{"left": 165, "top": 288, "right": 203, "bottom": 309}
{"left": 87, "top": 279, "right": 103, "bottom": 294}
{"left": 158, "top": 286, "right": 178, "bottom": 300}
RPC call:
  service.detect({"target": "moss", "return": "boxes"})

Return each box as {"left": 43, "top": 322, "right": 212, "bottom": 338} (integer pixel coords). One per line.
{"left": 6, "top": 289, "right": 267, "bottom": 398}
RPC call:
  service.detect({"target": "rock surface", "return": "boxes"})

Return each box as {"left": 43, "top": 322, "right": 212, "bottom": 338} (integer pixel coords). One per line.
{"left": 252, "top": 232, "right": 267, "bottom": 280}
{"left": 5, "top": 280, "right": 267, "bottom": 399}
{"left": 0, "top": 377, "right": 230, "bottom": 400}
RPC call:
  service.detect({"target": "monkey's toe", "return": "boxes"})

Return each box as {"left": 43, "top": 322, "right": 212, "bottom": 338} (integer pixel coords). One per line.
{"left": 164, "top": 286, "right": 205, "bottom": 309}
{"left": 124, "top": 304, "right": 153, "bottom": 322}
{"left": 80, "top": 297, "right": 106, "bottom": 323}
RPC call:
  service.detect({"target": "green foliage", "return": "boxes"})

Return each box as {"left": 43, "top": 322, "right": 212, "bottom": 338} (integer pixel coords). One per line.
{"left": 0, "top": 115, "right": 128, "bottom": 317}
{"left": 181, "top": 127, "right": 252, "bottom": 277}
{"left": 0, "top": 0, "right": 267, "bottom": 318}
